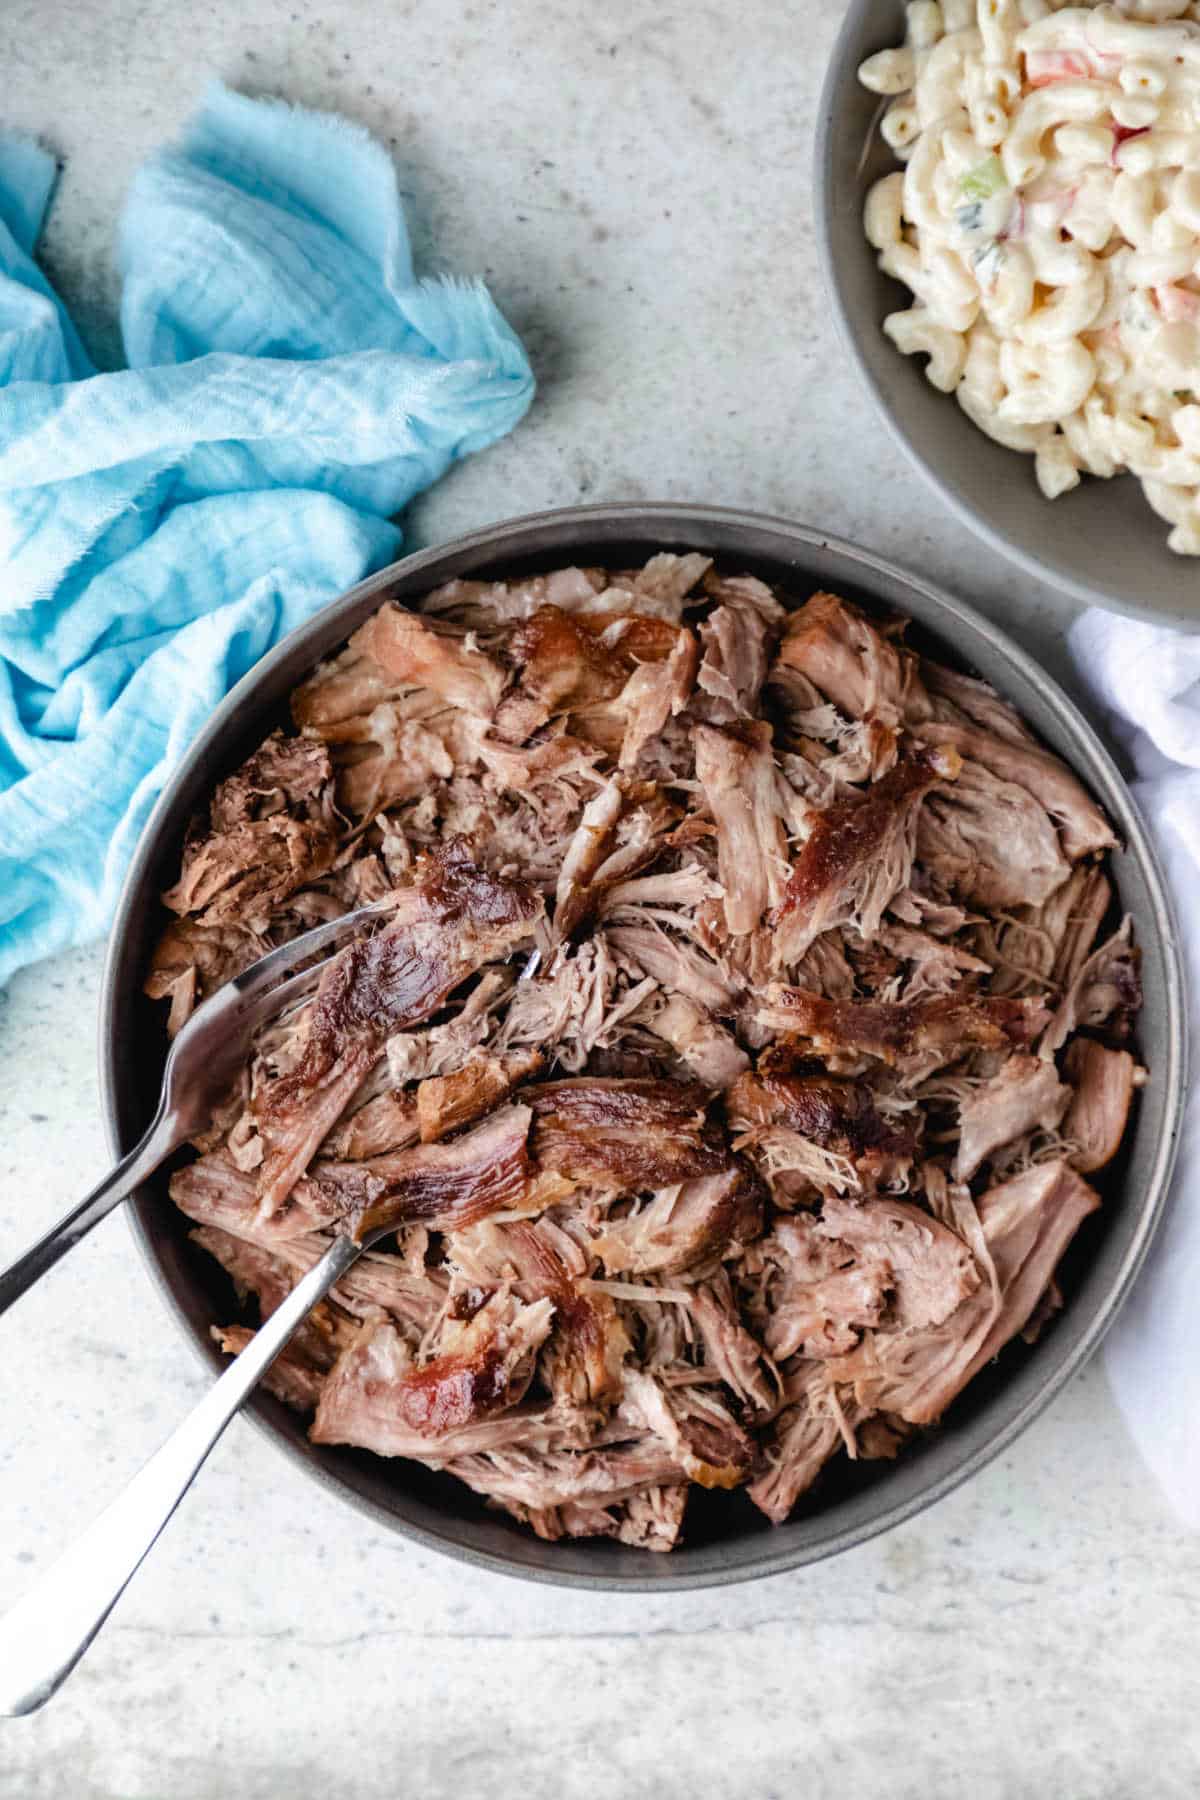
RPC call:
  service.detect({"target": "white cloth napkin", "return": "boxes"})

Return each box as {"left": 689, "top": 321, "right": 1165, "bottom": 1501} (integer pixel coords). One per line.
{"left": 1070, "top": 608, "right": 1200, "bottom": 1526}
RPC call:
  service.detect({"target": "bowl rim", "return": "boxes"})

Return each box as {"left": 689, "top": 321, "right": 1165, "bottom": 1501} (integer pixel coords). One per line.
{"left": 98, "top": 500, "right": 1189, "bottom": 1591}
{"left": 814, "top": 1, "right": 1200, "bottom": 626}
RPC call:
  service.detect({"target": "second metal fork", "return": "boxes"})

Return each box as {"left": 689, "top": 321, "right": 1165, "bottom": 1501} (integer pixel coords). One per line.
{"left": 0, "top": 929, "right": 542, "bottom": 1715}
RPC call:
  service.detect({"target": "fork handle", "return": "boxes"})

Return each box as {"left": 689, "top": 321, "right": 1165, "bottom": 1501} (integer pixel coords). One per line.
{"left": 0, "top": 1111, "right": 179, "bottom": 1320}
{"left": 0, "top": 1232, "right": 362, "bottom": 1715}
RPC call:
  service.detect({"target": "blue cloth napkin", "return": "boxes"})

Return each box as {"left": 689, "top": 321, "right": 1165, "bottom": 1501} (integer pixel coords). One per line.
{"left": 0, "top": 83, "right": 534, "bottom": 988}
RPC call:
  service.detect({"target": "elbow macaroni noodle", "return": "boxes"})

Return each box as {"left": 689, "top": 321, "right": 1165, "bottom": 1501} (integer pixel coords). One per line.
{"left": 859, "top": 0, "right": 1200, "bottom": 554}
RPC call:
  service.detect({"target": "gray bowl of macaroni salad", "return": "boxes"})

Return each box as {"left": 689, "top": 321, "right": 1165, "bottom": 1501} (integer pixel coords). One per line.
{"left": 818, "top": 0, "right": 1200, "bottom": 622}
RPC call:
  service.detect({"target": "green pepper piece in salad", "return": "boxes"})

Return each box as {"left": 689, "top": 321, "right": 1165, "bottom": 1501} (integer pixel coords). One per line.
{"left": 959, "top": 155, "right": 1007, "bottom": 203}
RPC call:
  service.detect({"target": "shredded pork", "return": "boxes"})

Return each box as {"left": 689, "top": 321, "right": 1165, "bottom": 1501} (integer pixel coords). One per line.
{"left": 149, "top": 560, "right": 1143, "bottom": 1552}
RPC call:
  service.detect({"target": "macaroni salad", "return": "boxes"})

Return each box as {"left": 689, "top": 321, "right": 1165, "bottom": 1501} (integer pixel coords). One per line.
{"left": 860, "top": 1, "right": 1200, "bottom": 554}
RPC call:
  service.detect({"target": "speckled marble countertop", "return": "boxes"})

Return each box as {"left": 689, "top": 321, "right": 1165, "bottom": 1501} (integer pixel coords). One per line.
{"left": 1, "top": 1, "right": 1197, "bottom": 1794}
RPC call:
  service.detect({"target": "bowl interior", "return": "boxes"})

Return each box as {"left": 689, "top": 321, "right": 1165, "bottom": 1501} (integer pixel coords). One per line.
{"left": 817, "top": 3, "right": 1200, "bottom": 623}
{"left": 101, "top": 505, "right": 1186, "bottom": 1590}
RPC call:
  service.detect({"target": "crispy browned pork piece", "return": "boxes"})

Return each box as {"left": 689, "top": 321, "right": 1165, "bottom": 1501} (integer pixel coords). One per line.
{"left": 315, "top": 1290, "right": 555, "bottom": 1443}
{"left": 726, "top": 1067, "right": 915, "bottom": 1198}
{"left": 414, "top": 1047, "right": 543, "bottom": 1143}
{"left": 328, "top": 1104, "right": 540, "bottom": 1240}
{"left": 161, "top": 732, "right": 340, "bottom": 929}
{"left": 769, "top": 744, "right": 961, "bottom": 965}
{"left": 252, "top": 844, "right": 542, "bottom": 1223}
{"left": 147, "top": 555, "right": 1142, "bottom": 1551}
{"left": 526, "top": 1078, "right": 729, "bottom": 1189}
{"left": 758, "top": 988, "right": 1050, "bottom": 1074}
{"left": 449, "top": 1217, "right": 631, "bottom": 1407}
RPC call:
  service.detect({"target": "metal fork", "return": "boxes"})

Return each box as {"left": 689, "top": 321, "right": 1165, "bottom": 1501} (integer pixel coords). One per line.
{"left": 0, "top": 930, "right": 541, "bottom": 1716}
{"left": 0, "top": 899, "right": 394, "bottom": 1321}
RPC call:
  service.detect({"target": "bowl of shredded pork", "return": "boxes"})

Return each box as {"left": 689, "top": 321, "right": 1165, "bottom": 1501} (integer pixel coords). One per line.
{"left": 102, "top": 506, "right": 1184, "bottom": 1585}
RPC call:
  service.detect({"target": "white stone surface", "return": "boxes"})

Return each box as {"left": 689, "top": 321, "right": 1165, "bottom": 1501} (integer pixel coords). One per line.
{"left": 1, "top": 0, "right": 1197, "bottom": 1792}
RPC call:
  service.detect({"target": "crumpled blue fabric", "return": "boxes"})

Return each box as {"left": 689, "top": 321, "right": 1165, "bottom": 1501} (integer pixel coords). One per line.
{"left": 0, "top": 82, "right": 534, "bottom": 987}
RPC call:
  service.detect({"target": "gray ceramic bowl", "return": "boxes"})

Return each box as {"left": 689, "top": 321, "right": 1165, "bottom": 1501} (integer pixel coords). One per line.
{"left": 100, "top": 503, "right": 1186, "bottom": 1591}
{"left": 817, "top": 2, "right": 1200, "bottom": 624}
